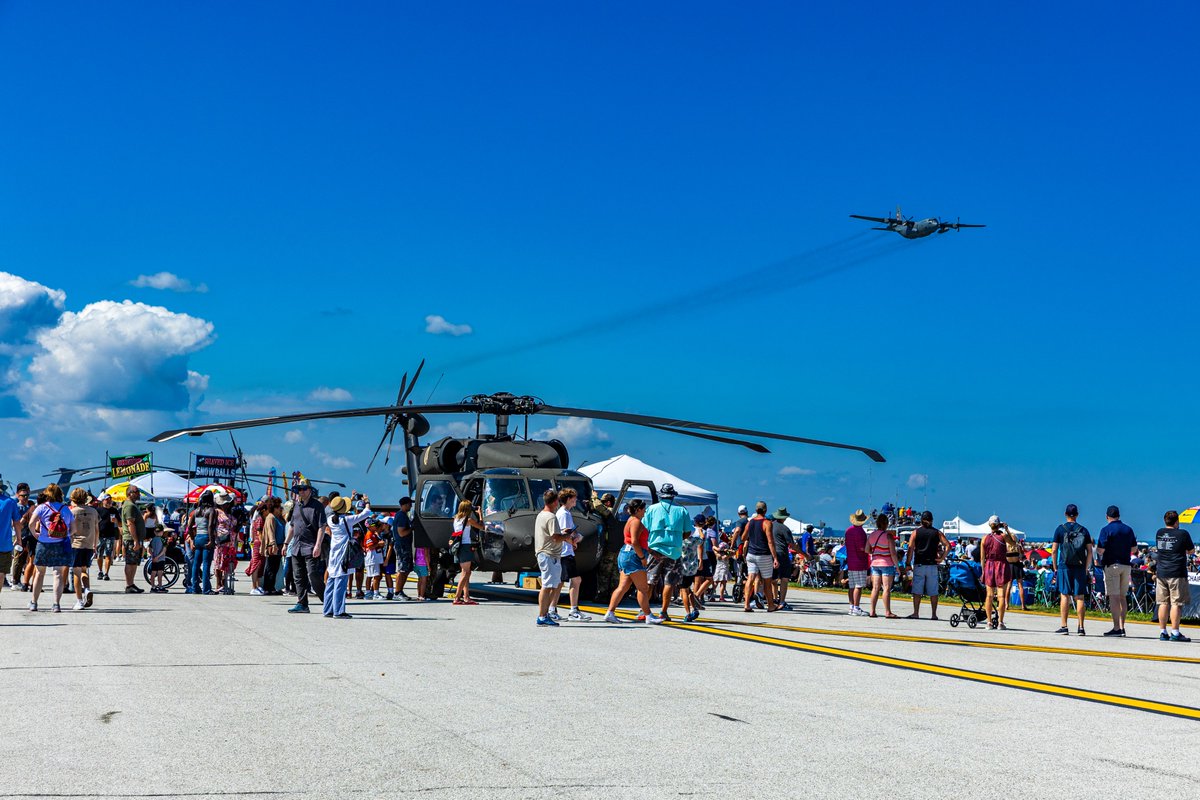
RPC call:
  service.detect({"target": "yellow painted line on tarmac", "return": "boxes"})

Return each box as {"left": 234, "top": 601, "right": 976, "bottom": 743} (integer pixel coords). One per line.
{"left": 652, "top": 618, "right": 1200, "bottom": 721}
{"left": 687, "top": 617, "right": 1200, "bottom": 665}
{"left": 469, "top": 584, "right": 1200, "bottom": 720}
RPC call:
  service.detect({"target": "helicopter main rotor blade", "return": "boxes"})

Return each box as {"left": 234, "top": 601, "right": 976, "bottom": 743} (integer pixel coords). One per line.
{"left": 537, "top": 405, "right": 885, "bottom": 462}
{"left": 640, "top": 423, "right": 771, "bottom": 453}
{"left": 149, "top": 402, "right": 478, "bottom": 443}
{"left": 400, "top": 358, "right": 426, "bottom": 405}
{"left": 365, "top": 420, "right": 396, "bottom": 473}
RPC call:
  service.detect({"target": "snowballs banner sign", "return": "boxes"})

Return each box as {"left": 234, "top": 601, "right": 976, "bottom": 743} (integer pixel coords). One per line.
{"left": 192, "top": 453, "right": 239, "bottom": 480}
{"left": 109, "top": 453, "right": 152, "bottom": 480}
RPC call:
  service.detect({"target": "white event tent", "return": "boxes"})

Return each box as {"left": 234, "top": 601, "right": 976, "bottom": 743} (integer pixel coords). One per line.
{"left": 578, "top": 454, "right": 718, "bottom": 509}
{"left": 941, "top": 516, "right": 1025, "bottom": 539}
{"left": 129, "top": 471, "right": 198, "bottom": 500}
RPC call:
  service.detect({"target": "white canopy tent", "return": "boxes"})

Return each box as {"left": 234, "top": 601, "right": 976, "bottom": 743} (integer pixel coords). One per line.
{"left": 129, "top": 471, "right": 199, "bottom": 500}
{"left": 578, "top": 454, "right": 718, "bottom": 509}
{"left": 941, "top": 516, "right": 1025, "bottom": 539}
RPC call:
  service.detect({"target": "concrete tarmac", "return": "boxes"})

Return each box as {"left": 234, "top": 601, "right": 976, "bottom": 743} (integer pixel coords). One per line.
{"left": 2, "top": 579, "right": 1198, "bottom": 799}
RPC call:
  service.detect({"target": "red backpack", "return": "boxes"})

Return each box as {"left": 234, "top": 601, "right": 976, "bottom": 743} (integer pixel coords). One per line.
{"left": 45, "top": 504, "right": 69, "bottom": 539}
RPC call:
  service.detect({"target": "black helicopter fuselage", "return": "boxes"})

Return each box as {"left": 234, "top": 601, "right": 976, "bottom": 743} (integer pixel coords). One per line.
{"left": 406, "top": 435, "right": 603, "bottom": 576}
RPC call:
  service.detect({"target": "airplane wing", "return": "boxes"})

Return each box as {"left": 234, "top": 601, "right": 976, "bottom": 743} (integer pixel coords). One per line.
{"left": 850, "top": 214, "right": 894, "bottom": 225}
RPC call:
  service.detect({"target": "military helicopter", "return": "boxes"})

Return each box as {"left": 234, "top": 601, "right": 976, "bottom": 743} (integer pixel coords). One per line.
{"left": 851, "top": 206, "right": 985, "bottom": 239}
{"left": 151, "top": 361, "right": 885, "bottom": 597}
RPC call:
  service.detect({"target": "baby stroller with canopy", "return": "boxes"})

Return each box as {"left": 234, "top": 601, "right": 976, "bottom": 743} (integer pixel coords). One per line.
{"left": 947, "top": 559, "right": 996, "bottom": 629}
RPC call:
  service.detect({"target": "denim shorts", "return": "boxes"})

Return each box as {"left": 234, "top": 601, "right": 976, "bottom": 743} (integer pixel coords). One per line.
{"left": 617, "top": 546, "right": 646, "bottom": 575}
{"left": 870, "top": 565, "right": 897, "bottom": 578}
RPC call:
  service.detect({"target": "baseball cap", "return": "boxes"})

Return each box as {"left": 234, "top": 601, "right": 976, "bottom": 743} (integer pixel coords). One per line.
{"left": 1106, "top": 505, "right": 1120, "bottom": 518}
{"left": 920, "top": 510, "right": 933, "bottom": 523}
{"left": 97, "top": 492, "right": 112, "bottom": 502}
{"left": 1065, "top": 503, "right": 1079, "bottom": 517}
{"left": 737, "top": 504, "right": 748, "bottom": 514}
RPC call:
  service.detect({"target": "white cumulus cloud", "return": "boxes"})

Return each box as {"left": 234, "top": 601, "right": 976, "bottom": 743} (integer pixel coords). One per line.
{"left": 0, "top": 272, "right": 66, "bottom": 342}
{"left": 284, "top": 429, "right": 305, "bottom": 444}
{"left": 244, "top": 454, "right": 280, "bottom": 469}
{"left": 310, "top": 444, "right": 354, "bottom": 470}
{"left": 424, "top": 314, "right": 472, "bottom": 336}
{"left": 130, "top": 271, "right": 209, "bottom": 293}
{"left": 27, "top": 300, "right": 214, "bottom": 413}
{"left": 907, "top": 473, "right": 929, "bottom": 489}
{"left": 779, "top": 466, "right": 816, "bottom": 477}
{"left": 533, "top": 417, "right": 610, "bottom": 447}
{"left": 308, "top": 386, "right": 353, "bottom": 402}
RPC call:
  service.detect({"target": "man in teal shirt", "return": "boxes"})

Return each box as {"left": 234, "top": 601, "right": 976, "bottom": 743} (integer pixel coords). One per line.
{"left": 643, "top": 483, "right": 692, "bottom": 622}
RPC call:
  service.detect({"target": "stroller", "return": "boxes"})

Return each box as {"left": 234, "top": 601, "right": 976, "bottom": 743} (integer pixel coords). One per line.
{"left": 947, "top": 559, "right": 996, "bottom": 629}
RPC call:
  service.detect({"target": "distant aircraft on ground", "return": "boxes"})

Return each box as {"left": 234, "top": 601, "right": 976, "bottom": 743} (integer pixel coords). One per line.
{"left": 851, "top": 206, "right": 985, "bottom": 239}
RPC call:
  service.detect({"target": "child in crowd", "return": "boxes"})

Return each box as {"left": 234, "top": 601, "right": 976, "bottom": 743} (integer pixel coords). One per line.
{"left": 148, "top": 529, "right": 167, "bottom": 593}
{"left": 363, "top": 519, "right": 385, "bottom": 600}
{"left": 414, "top": 547, "right": 430, "bottom": 600}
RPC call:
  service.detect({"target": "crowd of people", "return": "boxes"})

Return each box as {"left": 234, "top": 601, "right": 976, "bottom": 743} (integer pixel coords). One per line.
{"left": 2, "top": 477, "right": 1196, "bottom": 642}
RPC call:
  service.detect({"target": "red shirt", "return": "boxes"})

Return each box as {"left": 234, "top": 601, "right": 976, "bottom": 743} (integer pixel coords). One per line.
{"left": 624, "top": 518, "right": 649, "bottom": 550}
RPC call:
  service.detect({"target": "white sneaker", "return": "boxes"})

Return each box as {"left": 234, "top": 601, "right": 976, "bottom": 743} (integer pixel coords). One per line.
{"left": 28, "top": 601, "right": 36, "bottom": 612}
{"left": 848, "top": 607, "right": 857, "bottom": 615}
{"left": 548, "top": 611, "right": 561, "bottom": 621}
{"left": 603, "top": 612, "right": 621, "bottom": 624}
{"left": 646, "top": 614, "right": 665, "bottom": 625}
{"left": 73, "top": 601, "right": 85, "bottom": 611}
{"left": 567, "top": 610, "right": 592, "bottom": 622}
{"left": 250, "top": 588, "right": 265, "bottom": 596}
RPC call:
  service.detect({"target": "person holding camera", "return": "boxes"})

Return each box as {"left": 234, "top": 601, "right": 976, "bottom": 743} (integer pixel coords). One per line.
{"left": 319, "top": 494, "right": 372, "bottom": 619}
{"left": 982, "top": 518, "right": 1014, "bottom": 630}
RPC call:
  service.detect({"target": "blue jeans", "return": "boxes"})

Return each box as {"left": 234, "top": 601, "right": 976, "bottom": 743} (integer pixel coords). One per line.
{"left": 323, "top": 574, "right": 349, "bottom": 616}
{"left": 189, "top": 538, "right": 214, "bottom": 594}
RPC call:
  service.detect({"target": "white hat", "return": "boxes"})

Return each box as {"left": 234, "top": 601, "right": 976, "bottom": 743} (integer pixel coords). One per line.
{"left": 986, "top": 514, "right": 1000, "bottom": 526}
{"left": 97, "top": 493, "right": 112, "bottom": 502}
{"left": 212, "top": 490, "right": 232, "bottom": 506}
{"left": 737, "top": 504, "right": 748, "bottom": 514}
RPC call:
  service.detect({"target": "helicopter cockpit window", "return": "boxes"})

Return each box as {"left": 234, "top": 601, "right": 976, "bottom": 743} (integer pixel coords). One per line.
{"left": 554, "top": 478, "right": 592, "bottom": 507}
{"left": 482, "top": 478, "right": 531, "bottom": 516}
{"left": 527, "top": 478, "right": 553, "bottom": 507}
{"left": 420, "top": 480, "right": 456, "bottom": 518}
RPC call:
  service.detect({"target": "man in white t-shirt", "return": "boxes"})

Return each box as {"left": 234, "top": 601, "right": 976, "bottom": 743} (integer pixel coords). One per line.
{"left": 553, "top": 488, "right": 590, "bottom": 621}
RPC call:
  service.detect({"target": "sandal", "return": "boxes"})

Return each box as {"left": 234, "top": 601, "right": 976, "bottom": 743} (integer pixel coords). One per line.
{"left": 869, "top": 613, "right": 878, "bottom": 618}
{"left": 905, "top": 613, "right": 920, "bottom": 619}
{"left": 885, "top": 614, "right": 899, "bottom": 619}
{"left": 463, "top": 600, "right": 479, "bottom": 606}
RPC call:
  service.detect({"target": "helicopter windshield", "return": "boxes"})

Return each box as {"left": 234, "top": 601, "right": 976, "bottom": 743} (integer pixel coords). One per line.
{"left": 482, "top": 477, "right": 532, "bottom": 515}
{"left": 420, "top": 480, "right": 456, "bottom": 518}
{"left": 555, "top": 477, "right": 592, "bottom": 506}
{"left": 527, "top": 478, "right": 553, "bottom": 508}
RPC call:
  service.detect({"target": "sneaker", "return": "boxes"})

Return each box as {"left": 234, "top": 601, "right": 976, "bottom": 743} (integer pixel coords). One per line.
{"left": 51, "top": 604, "right": 61, "bottom": 613}
{"left": 646, "top": 614, "right": 665, "bottom": 625}
{"left": 1160, "top": 631, "right": 1171, "bottom": 641}
{"left": 684, "top": 610, "right": 699, "bottom": 623}
{"left": 1117, "top": 629, "right": 1126, "bottom": 637}
{"left": 634, "top": 614, "right": 647, "bottom": 622}
{"left": 1055, "top": 626, "right": 1070, "bottom": 635}
{"left": 364, "top": 591, "right": 375, "bottom": 600}
{"left": 287, "top": 604, "right": 310, "bottom": 614}
{"left": 355, "top": 591, "right": 365, "bottom": 600}
{"left": 1077, "top": 628, "right": 1086, "bottom": 636}
{"left": 548, "top": 611, "right": 561, "bottom": 621}
{"left": 27, "top": 601, "right": 36, "bottom": 612}
{"left": 603, "top": 612, "right": 621, "bottom": 624}
{"left": 536, "top": 616, "right": 559, "bottom": 627}
{"left": 567, "top": 610, "right": 591, "bottom": 622}
{"left": 657, "top": 613, "right": 672, "bottom": 623}
{"left": 125, "top": 586, "right": 139, "bottom": 594}
{"left": 83, "top": 589, "right": 93, "bottom": 609}
{"left": 102, "top": 573, "right": 110, "bottom": 581}
{"left": 848, "top": 607, "right": 858, "bottom": 616}
{"left": 250, "top": 588, "right": 265, "bottom": 596}
{"left": 323, "top": 613, "right": 334, "bottom": 618}
{"left": 73, "top": 601, "right": 85, "bottom": 611}
{"left": 334, "top": 613, "right": 353, "bottom": 619}
{"left": 131, "top": 585, "right": 144, "bottom": 593}
{"left": 1102, "top": 628, "right": 1123, "bottom": 637}
{"left": 386, "top": 591, "right": 394, "bottom": 600}
{"left": 398, "top": 591, "right": 412, "bottom": 601}
{"left": 1171, "top": 632, "right": 1192, "bottom": 643}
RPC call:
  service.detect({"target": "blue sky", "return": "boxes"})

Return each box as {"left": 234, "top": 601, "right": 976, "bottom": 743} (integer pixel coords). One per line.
{"left": 1, "top": 1, "right": 1197, "bottom": 537}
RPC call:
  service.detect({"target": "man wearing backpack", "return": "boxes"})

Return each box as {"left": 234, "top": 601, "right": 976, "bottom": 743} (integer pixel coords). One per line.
{"left": 1050, "top": 503, "right": 1094, "bottom": 635}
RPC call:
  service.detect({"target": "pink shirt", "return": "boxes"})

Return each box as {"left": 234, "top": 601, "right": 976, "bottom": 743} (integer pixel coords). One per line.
{"left": 868, "top": 530, "right": 895, "bottom": 567}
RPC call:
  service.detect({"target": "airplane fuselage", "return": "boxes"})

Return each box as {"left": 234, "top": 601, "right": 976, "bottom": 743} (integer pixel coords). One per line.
{"left": 890, "top": 218, "right": 941, "bottom": 239}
